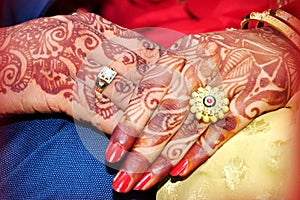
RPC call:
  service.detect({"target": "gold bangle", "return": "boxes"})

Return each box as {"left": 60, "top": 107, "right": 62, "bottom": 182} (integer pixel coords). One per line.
{"left": 241, "top": 11, "right": 300, "bottom": 50}
{"left": 268, "top": 9, "right": 300, "bottom": 34}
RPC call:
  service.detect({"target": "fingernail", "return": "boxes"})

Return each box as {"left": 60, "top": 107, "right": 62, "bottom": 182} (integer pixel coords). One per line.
{"left": 170, "top": 158, "right": 188, "bottom": 176}
{"left": 112, "top": 171, "right": 132, "bottom": 193}
{"left": 106, "top": 142, "right": 125, "bottom": 163}
{"left": 133, "top": 171, "right": 152, "bottom": 191}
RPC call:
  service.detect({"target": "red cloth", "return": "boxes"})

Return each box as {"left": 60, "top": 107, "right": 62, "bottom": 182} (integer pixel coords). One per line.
{"left": 281, "top": 0, "right": 300, "bottom": 19}
{"left": 101, "top": 0, "right": 299, "bottom": 46}
{"left": 102, "top": 0, "right": 278, "bottom": 33}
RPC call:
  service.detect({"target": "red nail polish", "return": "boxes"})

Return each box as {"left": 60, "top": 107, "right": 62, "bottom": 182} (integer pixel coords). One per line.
{"left": 170, "top": 158, "right": 188, "bottom": 176}
{"left": 105, "top": 142, "right": 125, "bottom": 163}
{"left": 112, "top": 171, "right": 132, "bottom": 193}
{"left": 133, "top": 171, "right": 152, "bottom": 191}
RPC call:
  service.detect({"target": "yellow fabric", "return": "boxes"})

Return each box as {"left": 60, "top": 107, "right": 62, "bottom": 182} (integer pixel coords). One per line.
{"left": 157, "top": 93, "right": 299, "bottom": 200}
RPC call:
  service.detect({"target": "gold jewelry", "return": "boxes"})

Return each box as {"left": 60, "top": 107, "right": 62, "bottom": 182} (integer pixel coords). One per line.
{"left": 268, "top": 9, "right": 300, "bottom": 34}
{"left": 189, "top": 86, "right": 230, "bottom": 123}
{"left": 241, "top": 10, "right": 300, "bottom": 50}
{"left": 94, "top": 66, "right": 117, "bottom": 93}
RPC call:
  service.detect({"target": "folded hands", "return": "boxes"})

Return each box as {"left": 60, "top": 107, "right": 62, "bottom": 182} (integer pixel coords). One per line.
{"left": 0, "top": 13, "right": 299, "bottom": 193}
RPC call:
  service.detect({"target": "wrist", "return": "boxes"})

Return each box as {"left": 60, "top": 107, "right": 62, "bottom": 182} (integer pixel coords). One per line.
{"left": 0, "top": 80, "right": 68, "bottom": 116}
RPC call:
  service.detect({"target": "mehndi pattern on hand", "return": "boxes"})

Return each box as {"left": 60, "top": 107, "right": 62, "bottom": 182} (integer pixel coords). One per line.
{"left": 108, "top": 27, "right": 300, "bottom": 193}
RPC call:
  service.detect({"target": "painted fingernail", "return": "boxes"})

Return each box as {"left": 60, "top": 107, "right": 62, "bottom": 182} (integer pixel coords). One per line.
{"left": 133, "top": 171, "right": 152, "bottom": 191}
{"left": 170, "top": 158, "right": 188, "bottom": 176}
{"left": 105, "top": 142, "right": 125, "bottom": 163}
{"left": 112, "top": 171, "right": 132, "bottom": 193}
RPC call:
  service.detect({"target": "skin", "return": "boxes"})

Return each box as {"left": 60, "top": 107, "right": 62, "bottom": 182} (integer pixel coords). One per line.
{"left": 1, "top": 12, "right": 299, "bottom": 195}
{"left": 0, "top": 13, "right": 162, "bottom": 133}
{"left": 108, "top": 27, "right": 300, "bottom": 193}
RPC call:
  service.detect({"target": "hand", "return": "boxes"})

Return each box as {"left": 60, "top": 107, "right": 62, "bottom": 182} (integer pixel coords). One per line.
{"left": 106, "top": 27, "right": 300, "bottom": 192}
{"left": 0, "top": 13, "right": 162, "bottom": 134}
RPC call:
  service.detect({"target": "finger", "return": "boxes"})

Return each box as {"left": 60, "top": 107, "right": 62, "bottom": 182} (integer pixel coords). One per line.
{"left": 169, "top": 109, "right": 252, "bottom": 177}
{"left": 106, "top": 52, "right": 187, "bottom": 164}
{"left": 169, "top": 113, "right": 241, "bottom": 177}
{"left": 132, "top": 113, "right": 208, "bottom": 191}
{"left": 111, "top": 77, "right": 189, "bottom": 193}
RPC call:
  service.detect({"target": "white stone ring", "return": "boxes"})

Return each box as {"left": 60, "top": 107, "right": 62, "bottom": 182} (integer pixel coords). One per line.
{"left": 189, "top": 86, "right": 230, "bottom": 123}
{"left": 94, "top": 66, "right": 117, "bottom": 93}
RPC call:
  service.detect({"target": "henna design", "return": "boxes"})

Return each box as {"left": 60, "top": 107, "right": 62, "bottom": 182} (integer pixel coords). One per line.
{"left": 111, "top": 27, "right": 300, "bottom": 192}
{"left": 95, "top": 94, "right": 119, "bottom": 120}
{"left": 114, "top": 77, "right": 133, "bottom": 94}
{"left": 121, "top": 53, "right": 186, "bottom": 125}
{"left": 0, "top": 50, "right": 33, "bottom": 93}
{"left": 1, "top": 18, "right": 75, "bottom": 96}
{"left": 65, "top": 13, "right": 130, "bottom": 37}
{"left": 163, "top": 115, "right": 201, "bottom": 163}
{"left": 102, "top": 41, "right": 136, "bottom": 64}
{"left": 1, "top": 12, "right": 163, "bottom": 136}
{"left": 162, "top": 28, "right": 300, "bottom": 179}
{"left": 33, "top": 59, "right": 74, "bottom": 94}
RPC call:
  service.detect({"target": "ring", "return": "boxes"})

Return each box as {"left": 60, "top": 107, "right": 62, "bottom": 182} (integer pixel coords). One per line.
{"left": 189, "top": 86, "right": 230, "bottom": 123}
{"left": 94, "top": 66, "right": 117, "bottom": 93}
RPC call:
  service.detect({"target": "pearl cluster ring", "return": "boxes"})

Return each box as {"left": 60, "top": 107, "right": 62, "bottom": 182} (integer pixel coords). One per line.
{"left": 189, "top": 86, "right": 230, "bottom": 123}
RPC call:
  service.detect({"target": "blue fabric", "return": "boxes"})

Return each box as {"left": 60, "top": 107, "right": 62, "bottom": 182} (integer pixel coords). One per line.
{"left": 0, "top": 0, "right": 55, "bottom": 27}
{"left": 0, "top": 114, "right": 157, "bottom": 199}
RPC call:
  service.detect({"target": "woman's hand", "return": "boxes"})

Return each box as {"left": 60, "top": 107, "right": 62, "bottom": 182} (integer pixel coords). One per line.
{"left": 0, "top": 13, "right": 162, "bottom": 133}
{"left": 107, "top": 27, "right": 300, "bottom": 192}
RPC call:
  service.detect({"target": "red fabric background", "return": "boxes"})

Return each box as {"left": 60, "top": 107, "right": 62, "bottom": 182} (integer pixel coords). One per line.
{"left": 100, "top": 0, "right": 300, "bottom": 46}
{"left": 101, "top": 0, "right": 279, "bottom": 33}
